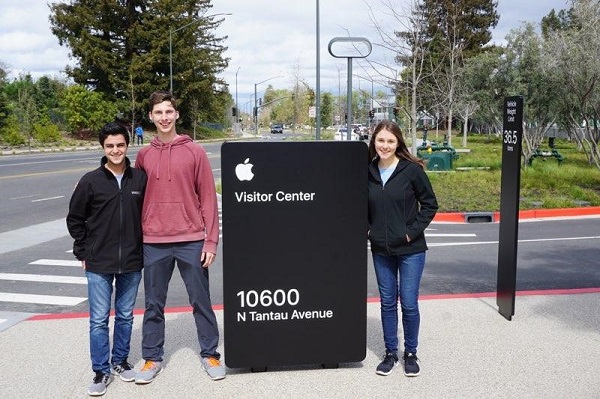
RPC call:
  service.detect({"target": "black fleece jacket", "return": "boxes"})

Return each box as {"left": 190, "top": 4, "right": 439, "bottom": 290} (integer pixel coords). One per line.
{"left": 368, "top": 158, "right": 438, "bottom": 255}
{"left": 66, "top": 157, "right": 147, "bottom": 274}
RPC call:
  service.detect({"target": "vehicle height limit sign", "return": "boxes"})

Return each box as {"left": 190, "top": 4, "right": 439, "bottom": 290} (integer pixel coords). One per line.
{"left": 497, "top": 96, "right": 523, "bottom": 321}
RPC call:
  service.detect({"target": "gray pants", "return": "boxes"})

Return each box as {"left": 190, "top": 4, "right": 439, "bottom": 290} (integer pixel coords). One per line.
{"left": 141, "top": 241, "right": 220, "bottom": 361}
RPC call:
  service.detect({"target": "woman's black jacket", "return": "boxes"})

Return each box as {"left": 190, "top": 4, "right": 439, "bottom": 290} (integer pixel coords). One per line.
{"left": 368, "top": 158, "right": 438, "bottom": 255}
{"left": 66, "top": 157, "right": 147, "bottom": 274}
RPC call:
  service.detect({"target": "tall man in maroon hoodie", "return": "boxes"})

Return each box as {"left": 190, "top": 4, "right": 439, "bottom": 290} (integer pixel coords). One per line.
{"left": 134, "top": 91, "right": 224, "bottom": 383}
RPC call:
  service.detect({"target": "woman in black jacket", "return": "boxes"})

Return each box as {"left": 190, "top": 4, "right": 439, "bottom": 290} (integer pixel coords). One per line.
{"left": 368, "top": 120, "right": 438, "bottom": 377}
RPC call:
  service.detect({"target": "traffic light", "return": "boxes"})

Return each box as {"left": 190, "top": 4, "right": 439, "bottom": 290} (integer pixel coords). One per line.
{"left": 253, "top": 107, "right": 258, "bottom": 117}
{"left": 369, "top": 109, "right": 374, "bottom": 119}
{"left": 393, "top": 107, "right": 399, "bottom": 117}
{"left": 232, "top": 107, "right": 237, "bottom": 117}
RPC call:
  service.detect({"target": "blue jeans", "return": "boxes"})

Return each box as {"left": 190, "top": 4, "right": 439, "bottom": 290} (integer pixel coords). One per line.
{"left": 86, "top": 270, "right": 142, "bottom": 374}
{"left": 373, "top": 251, "right": 425, "bottom": 354}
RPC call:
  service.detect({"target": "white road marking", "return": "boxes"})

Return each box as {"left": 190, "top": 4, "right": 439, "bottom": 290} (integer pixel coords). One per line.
{"left": 31, "top": 196, "right": 64, "bottom": 202}
{"left": 0, "top": 273, "right": 87, "bottom": 285}
{"left": 426, "top": 233, "right": 476, "bottom": 237}
{"left": 0, "top": 293, "right": 86, "bottom": 306}
{"left": 9, "top": 194, "right": 40, "bottom": 200}
{"left": 428, "top": 236, "right": 600, "bottom": 247}
{"left": 29, "top": 259, "right": 81, "bottom": 267}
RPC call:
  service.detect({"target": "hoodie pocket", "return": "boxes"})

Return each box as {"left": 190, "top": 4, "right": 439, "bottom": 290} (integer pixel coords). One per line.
{"left": 143, "top": 202, "right": 196, "bottom": 236}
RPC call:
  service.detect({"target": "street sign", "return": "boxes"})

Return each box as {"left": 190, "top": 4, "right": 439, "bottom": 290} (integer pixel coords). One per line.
{"left": 221, "top": 141, "right": 368, "bottom": 369}
{"left": 497, "top": 96, "right": 523, "bottom": 321}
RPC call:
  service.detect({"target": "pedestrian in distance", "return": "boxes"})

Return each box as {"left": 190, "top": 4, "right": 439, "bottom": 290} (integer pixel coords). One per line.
{"left": 134, "top": 90, "right": 224, "bottom": 383}
{"left": 66, "top": 122, "right": 147, "bottom": 396}
{"left": 135, "top": 125, "right": 144, "bottom": 146}
{"left": 367, "top": 120, "right": 438, "bottom": 377}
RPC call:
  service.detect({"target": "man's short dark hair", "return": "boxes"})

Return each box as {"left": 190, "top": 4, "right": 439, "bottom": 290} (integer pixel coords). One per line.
{"left": 149, "top": 90, "right": 178, "bottom": 112}
{"left": 98, "top": 122, "right": 130, "bottom": 146}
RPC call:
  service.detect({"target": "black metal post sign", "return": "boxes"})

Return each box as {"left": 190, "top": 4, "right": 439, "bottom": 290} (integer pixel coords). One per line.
{"left": 497, "top": 96, "right": 523, "bottom": 320}
{"left": 221, "top": 141, "right": 368, "bottom": 369}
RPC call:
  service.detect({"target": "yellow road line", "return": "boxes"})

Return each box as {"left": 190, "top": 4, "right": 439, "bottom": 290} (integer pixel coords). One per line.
{"left": 0, "top": 167, "right": 94, "bottom": 180}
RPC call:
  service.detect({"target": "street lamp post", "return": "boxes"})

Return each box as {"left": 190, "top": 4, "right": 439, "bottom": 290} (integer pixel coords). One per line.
{"left": 235, "top": 67, "right": 240, "bottom": 134}
{"left": 254, "top": 75, "right": 282, "bottom": 135}
{"left": 169, "top": 12, "right": 231, "bottom": 93}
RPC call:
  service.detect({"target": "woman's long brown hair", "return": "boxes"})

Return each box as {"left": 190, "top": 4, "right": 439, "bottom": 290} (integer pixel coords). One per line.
{"left": 368, "top": 120, "right": 424, "bottom": 168}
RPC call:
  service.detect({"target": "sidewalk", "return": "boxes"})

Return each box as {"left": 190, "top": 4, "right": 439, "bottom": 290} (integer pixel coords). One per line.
{"left": 1, "top": 291, "right": 598, "bottom": 398}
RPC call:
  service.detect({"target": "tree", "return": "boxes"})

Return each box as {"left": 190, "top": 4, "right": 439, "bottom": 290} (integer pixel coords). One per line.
{"left": 49, "top": 0, "right": 230, "bottom": 128}
{"left": 59, "top": 85, "right": 119, "bottom": 135}
{"left": 456, "top": 49, "right": 505, "bottom": 136}
{"left": 542, "top": 0, "right": 600, "bottom": 169}
{"left": 320, "top": 92, "right": 334, "bottom": 129}
{"left": 419, "top": 0, "right": 500, "bottom": 146}
{"left": 0, "top": 63, "right": 9, "bottom": 130}
{"left": 368, "top": 0, "right": 431, "bottom": 154}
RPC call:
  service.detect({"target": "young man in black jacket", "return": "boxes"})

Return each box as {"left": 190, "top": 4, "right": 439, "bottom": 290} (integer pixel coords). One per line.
{"left": 67, "top": 122, "right": 147, "bottom": 396}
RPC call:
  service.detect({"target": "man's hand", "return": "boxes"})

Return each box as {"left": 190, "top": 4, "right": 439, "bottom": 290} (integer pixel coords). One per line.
{"left": 81, "top": 260, "right": 87, "bottom": 270}
{"left": 201, "top": 251, "right": 216, "bottom": 268}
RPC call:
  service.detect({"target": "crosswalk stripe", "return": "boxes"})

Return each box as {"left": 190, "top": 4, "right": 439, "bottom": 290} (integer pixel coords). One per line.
{"left": 29, "top": 259, "right": 81, "bottom": 267}
{"left": 0, "top": 293, "right": 87, "bottom": 306}
{"left": 0, "top": 273, "right": 87, "bottom": 285}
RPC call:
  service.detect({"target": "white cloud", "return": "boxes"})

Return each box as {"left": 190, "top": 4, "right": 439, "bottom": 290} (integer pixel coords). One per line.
{"left": 0, "top": 0, "right": 569, "bottom": 103}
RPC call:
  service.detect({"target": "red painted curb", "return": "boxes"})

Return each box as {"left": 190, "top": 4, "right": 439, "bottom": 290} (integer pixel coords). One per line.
{"left": 26, "top": 288, "right": 600, "bottom": 321}
{"left": 434, "top": 206, "right": 600, "bottom": 223}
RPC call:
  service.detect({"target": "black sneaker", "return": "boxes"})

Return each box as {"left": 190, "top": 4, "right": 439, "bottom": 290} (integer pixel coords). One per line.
{"left": 403, "top": 352, "right": 420, "bottom": 376}
{"left": 375, "top": 351, "right": 399, "bottom": 376}
{"left": 88, "top": 371, "right": 113, "bottom": 396}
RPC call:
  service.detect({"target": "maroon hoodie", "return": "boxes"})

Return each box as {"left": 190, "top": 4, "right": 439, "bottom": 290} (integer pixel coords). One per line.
{"left": 135, "top": 135, "right": 219, "bottom": 254}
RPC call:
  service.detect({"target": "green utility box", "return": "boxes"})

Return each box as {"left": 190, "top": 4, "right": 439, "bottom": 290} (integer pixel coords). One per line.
{"left": 421, "top": 151, "right": 452, "bottom": 171}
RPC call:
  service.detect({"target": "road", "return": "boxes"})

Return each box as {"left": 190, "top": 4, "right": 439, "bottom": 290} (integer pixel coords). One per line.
{"left": 1, "top": 134, "right": 599, "bottom": 319}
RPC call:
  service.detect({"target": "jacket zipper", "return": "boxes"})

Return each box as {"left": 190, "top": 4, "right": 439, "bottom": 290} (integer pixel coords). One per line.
{"left": 118, "top": 178, "right": 123, "bottom": 274}
{"left": 381, "top": 181, "right": 391, "bottom": 255}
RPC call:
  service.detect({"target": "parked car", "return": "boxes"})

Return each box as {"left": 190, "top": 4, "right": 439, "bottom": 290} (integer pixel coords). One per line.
{"left": 270, "top": 123, "right": 284, "bottom": 134}
{"left": 334, "top": 127, "right": 360, "bottom": 141}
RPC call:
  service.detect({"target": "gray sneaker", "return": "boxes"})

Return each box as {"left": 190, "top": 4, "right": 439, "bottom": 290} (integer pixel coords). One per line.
{"left": 88, "top": 372, "right": 113, "bottom": 396}
{"left": 112, "top": 360, "right": 136, "bottom": 382}
{"left": 201, "top": 356, "right": 226, "bottom": 380}
{"left": 134, "top": 360, "right": 163, "bottom": 384}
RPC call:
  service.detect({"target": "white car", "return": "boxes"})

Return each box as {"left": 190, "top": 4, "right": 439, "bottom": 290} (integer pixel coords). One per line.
{"left": 334, "top": 127, "right": 360, "bottom": 141}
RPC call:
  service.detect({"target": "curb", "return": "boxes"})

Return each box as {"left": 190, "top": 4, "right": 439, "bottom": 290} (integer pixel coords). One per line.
{"left": 434, "top": 206, "right": 600, "bottom": 223}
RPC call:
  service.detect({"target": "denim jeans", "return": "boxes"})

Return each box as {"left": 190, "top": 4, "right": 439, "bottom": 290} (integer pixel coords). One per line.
{"left": 86, "top": 270, "right": 142, "bottom": 374}
{"left": 373, "top": 251, "right": 425, "bottom": 354}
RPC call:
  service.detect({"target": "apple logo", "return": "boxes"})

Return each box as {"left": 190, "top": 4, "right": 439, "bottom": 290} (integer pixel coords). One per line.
{"left": 235, "top": 158, "right": 254, "bottom": 181}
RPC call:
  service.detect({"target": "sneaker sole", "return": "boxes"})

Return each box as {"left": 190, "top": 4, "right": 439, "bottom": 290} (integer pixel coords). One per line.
{"left": 134, "top": 367, "right": 163, "bottom": 384}
{"left": 118, "top": 374, "right": 136, "bottom": 382}
{"left": 88, "top": 376, "right": 113, "bottom": 396}
{"left": 202, "top": 363, "right": 226, "bottom": 380}
{"left": 375, "top": 362, "right": 398, "bottom": 376}
{"left": 202, "top": 366, "right": 226, "bottom": 381}
{"left": 206, "top": 373, "right": 226, "bottom": 381}
{"left": 111, "top": 369, "right": 136, "bottom": 382}
{"left": 404, "top": 370, "right": 420, "bottom": 377}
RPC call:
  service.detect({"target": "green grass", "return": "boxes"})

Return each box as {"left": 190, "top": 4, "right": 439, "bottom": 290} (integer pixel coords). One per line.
{"left": 425, "top": 134, "right": 600, "bottom": 212}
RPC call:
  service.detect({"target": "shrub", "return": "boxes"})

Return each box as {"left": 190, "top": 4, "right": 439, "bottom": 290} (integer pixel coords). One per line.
{"left": 33, "top": 122, "right": 62, "bottom": 143}
{"left": 0, "top": 115, "right": 26, "bottom": 146}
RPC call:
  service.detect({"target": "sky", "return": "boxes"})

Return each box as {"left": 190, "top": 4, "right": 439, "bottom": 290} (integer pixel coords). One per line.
{"left": 1, "top": 0, "right": 570, "bottom": 112}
